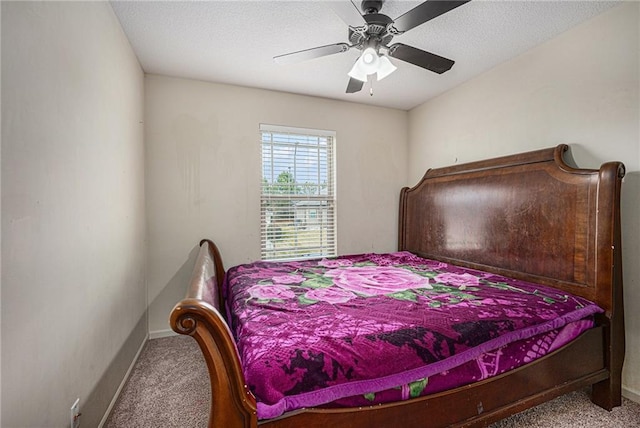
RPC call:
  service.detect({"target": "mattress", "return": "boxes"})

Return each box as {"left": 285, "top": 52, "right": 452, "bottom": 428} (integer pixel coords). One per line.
{"left": 223, "top": 251, "right": 602, "bottom": 419}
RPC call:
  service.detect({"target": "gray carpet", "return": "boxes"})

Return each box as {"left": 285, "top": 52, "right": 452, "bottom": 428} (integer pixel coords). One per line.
{"left": 105, "top": 336, "right": 640, "bottom": 427}
{"left": 104, "top": 336, "right": 209, "bottom": 428}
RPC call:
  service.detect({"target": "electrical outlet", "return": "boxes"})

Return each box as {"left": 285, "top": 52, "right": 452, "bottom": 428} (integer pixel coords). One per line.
{"left": 70, "top": 398, "right": 81, "bottom": 428}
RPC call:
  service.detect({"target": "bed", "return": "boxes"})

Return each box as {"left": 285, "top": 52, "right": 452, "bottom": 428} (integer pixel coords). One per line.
{"left": 170, "top": 144, "right": 625, "bottom": 427}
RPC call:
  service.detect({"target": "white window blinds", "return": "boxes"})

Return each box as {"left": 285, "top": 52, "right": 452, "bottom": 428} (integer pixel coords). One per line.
{"left": 260, "top": 124, "right": 337, "bottom": 261}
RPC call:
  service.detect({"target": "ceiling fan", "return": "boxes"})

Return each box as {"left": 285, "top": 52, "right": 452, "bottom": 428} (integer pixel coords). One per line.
{"left": 274, "top": 0, "right": 471, "bottom": 94}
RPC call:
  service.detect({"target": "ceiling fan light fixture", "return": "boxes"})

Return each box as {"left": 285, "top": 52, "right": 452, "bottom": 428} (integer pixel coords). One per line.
{"left": 359, "top": 47, "right": 380, "bottom": 74}
{"left": 376, "top": 55, "right": 397, "bottom": 80}
{"left": 276, "top": 0, "right": 471, "bottom": 94}
{"left": 348, "top": 61, "right": 368, "bottom": 82}
{"left": 348, "top": 47, "right": 385, "bottom": 82}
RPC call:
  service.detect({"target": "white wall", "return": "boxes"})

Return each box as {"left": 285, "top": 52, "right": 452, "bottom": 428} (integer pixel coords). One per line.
{"left": 1, "top": 2, "right": 146, "bottom": 426}
{"left": 408, "top": 2, "right": 640, "bottom": 401}
{"left": 145, "top": 75, "right": 408, "bottom": 334}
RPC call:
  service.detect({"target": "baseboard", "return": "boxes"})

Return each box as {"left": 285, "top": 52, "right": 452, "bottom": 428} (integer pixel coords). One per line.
{"left": 97, "top": 333, "right": 148, "bottom": 428}
{"left": 96, "top": 327, "right": 179, "bottom": 426}
{"left": 80, "top": 312, "right": 148, "bottom": 427}
{"left": 622, "top": 385, "right": 640, "bottom": 404}
{"left": 149, "top": 328, "right": 178, "bottom": 339}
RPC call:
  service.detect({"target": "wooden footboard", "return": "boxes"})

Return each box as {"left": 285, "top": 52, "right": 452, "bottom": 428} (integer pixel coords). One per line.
{"left": 170, "top": 240, "right": 258, "bottom": 428}
{"left": 170, "top": 145, "right": 625, "bottom": 428}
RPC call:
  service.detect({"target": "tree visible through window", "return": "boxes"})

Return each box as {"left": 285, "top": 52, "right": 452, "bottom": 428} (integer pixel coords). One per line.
{"left": 260, "top": 124, "right": 336, "bottom": 261}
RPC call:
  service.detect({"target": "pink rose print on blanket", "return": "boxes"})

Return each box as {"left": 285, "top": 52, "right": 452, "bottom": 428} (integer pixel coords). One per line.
{"left": 248, "top": 283, "right": 295, "bottom": 300}
{"left": 324, "top": 266, "right": 431, "bottom": 296}
{"left": 271, "top": 274, "right": 305, "bottom": 285}
{"left": 318, "top": 258, "right": 353, "bottom": 268}
{"left": 304, "top": 287, "right": 356, "bottom": 304}
{"left": 434, "top": 272, "right": 480, "bottom": 290}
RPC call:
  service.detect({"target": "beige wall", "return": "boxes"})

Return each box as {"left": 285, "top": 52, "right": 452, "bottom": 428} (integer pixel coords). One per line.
{"left": 1, "top": 2, "right": 146, "bottom": 426}
{"left": 408, "top": 2, "right": 640, "bottom": 400}
{"left": 145, "top": 75, "right": 408, "bottom": 334}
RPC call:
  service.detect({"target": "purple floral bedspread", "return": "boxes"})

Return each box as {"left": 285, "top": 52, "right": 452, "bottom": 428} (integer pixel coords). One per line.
{"left": 224, "top": 252, "right": 603, "bottom": 419}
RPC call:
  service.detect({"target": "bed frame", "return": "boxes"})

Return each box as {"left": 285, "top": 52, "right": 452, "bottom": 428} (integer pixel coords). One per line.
{"left": 170, "top": 144, "right": 625, "bottom": 427}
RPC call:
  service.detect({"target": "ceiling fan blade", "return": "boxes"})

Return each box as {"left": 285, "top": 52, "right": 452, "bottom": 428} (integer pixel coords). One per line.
{"left": 328, "top": 0, "right": 365, "bottom": 26}
{"left": 274, "top": 43, "right": 351, "bottom": 65}
{"left": 388, "top": 43, "right": 454, "bottom": 74}
{"left": 392, "top": 0, "right": 471, "bottom": 33}
{"left": 346, "top": 77, "right": 364, "bottom": 93}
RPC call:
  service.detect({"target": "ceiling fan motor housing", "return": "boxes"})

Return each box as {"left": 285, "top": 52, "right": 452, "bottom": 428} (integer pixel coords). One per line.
{"left": 361, "top": 0, "right": 384, "bottom": 14}
{"left": 349, "top": 12, "right": 394, "bottom": 47}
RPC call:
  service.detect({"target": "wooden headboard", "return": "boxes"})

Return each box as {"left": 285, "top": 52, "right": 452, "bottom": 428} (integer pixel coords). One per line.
{"left": 399, "top": 144, "right": 625, "bottom": 315}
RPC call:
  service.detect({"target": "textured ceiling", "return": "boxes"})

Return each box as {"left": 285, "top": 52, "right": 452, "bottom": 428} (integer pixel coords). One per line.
{"left": 111, "top": 0, "right": 619, "bottom": 110}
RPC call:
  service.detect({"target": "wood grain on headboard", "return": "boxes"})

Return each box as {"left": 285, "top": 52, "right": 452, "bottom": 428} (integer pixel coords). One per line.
{"left": 398, "top": 144, "right": 625, "bottom": 313}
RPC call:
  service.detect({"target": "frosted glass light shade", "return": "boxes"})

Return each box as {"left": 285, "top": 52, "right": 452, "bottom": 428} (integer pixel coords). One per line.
{"left": 376, "top": 56, "right": 397, "bottom": 80}
{"left": 348, "top": 60, "right": 368, "bottom": 82}
{"left": 359, "top": 48, "right": 379, "bottom": 74}
{"left": 347, "top": 48, "right": 397, "bottom": 83}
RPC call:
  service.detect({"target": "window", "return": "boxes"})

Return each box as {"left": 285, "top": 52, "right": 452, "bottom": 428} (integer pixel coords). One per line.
{"left": 260, "top": 124, "right": 336, "bottom": 261}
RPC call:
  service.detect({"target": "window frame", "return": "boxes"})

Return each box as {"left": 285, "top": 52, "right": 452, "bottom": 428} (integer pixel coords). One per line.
{"left": 259, "top": 124, "right": 337, "bottom": 261}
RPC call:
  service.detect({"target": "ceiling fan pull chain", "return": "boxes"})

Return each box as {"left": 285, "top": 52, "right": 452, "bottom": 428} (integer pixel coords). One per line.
{"left": 370, "top": 79, "right": 374, "bottom": 96}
